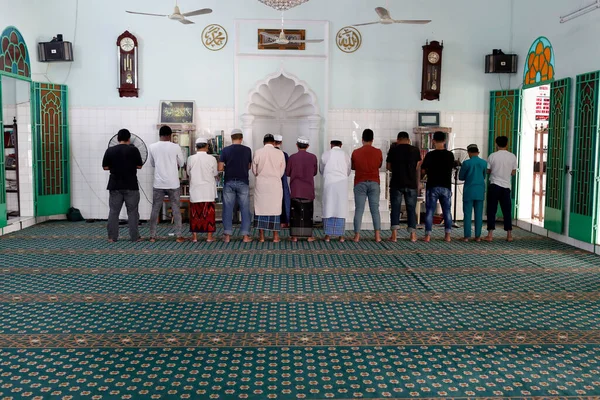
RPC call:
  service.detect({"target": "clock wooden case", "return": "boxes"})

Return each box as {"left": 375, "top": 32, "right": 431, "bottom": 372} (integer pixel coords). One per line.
{"left": 421, "top": 40, "right": 443, "bottom": 101}
{"left": 117, "top": 31, "right": 139, "bottom": 98}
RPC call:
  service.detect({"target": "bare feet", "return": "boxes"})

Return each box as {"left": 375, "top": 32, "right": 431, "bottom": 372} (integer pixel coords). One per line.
{"left": 388, "top": 230, "right": 398, "bottom": 243}
{"left": 192, "top": 233, "right": 198, "bottom": 243}
{"left": 410, "top": 232, "right": 417, "bottom": 243}
{"left": 307, "top": 237, "right": 317, "bottom": 242}
{"left": 223, "top": 234, "right": 231, "bottom": 243}
{"left": 375, "top": 231, "right": 382, "bottom": 243}
{"left": 149, "top": 237, "right": 156, "bottom": 243}
{"left": 108, "top": 239, "right": 116, "bottom": 243}
{"left": 444, "top": 233, "right": 451, "bottom": 242}
{"left": 206, "top": 233, "right": 214, "bottom": 243}
{"left": 459, "top": 237, "right": 470, "bottom": 242}
{"left": 353, "top": 233, "right": 360, "bottom": 243}
{"left": 243, "top": 235, "right": 253, "bottom": 243}
{"left": 273, "top": 233, "right": 280, "bottom": 243}
{"left": 484, "top": 234, "right": 493, "bottom": 242}
{"left": 339, "top": 237, "right": 345, "bottom": 243}
{"left": 290, "top": 237, "right": 298, "bottom": 242}
{"left": 324, "top": 235, "right": 331, "bottom": 242}
{"left": 176, "top": 237, "right": 186, "bottom": 243}
{"left": 259, "top": 230, "right": 265, "bottom": 243}
{"left": 506, "top": 232, "right": 514, "bottom": 242}
{"left": 475, "top": 237, "right": 482, "bottom": 242}
{"left": 423, "top": 235, "right": 431, "bottom": 243}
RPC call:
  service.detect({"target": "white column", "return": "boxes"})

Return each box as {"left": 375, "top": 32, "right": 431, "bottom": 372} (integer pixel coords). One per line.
{"left": 240, "top": 114, "right": 255, "bottom": 149}
{"left": 307, "top": 115, "right": 322, "bottom": 157}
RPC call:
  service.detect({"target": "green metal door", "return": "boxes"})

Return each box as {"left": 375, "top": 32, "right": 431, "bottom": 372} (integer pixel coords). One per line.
{"left": 545, "top": 78, "right": 572, "bottom": 234}
{"left": 488, "top": 90, "right": 522, "bottom": 216}
{"left": 0, "top": 79, "right": 6, "bottom": 228}
{"left": 569, "top": 71, "right": 600, "bottom": 244}
{"left": 32, "top": 82, "right": 70, "bottom": 217}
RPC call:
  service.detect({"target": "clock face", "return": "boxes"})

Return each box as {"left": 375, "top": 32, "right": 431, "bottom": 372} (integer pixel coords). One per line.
{"left": 120, "top": 37, "right": 135, "bottom": 52}
{"left": 428, "top": 51, "right": 440, "bottom": 64}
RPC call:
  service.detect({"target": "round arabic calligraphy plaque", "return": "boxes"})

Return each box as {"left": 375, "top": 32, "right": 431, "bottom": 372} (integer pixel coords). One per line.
{"left": 336, "top": 26, "right": 362, "bottom": 53}
{"left": 202, "top": 24, "right": 228, "bottom": 51}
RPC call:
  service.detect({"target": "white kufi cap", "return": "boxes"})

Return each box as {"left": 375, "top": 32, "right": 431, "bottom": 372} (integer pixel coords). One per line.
{"left": 230, "top": 128, "right": 243, "bottom": 136}
{"left": 297, "top": 136, "right": 310, "bottom": 145}
{"left": 273, "top": 134, "right": 283, "bottom": 141}
{"left": 195, "top": 137, "right": 208, "bottom": 145}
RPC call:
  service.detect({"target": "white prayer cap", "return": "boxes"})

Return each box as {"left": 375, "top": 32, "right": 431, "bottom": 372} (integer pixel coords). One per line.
{"left": 330, "top": 137, "right": 343, "bottom": 143}
{"left": 195, "top": 137, "right": 208, "bottom": 145}
{"left": 230, "top": 128, "right": 243, "bottom": 136}
{"left": 297, "top": 136, "right": 310, "bottom": 145}
{"left": 274, "top": 134, "right": 283, "bottom": 142}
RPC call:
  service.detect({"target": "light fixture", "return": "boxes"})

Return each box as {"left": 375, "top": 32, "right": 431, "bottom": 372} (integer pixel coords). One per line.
{"left": 560, "top": 0, "right": 600, "bottom": 23}
{"left": 258, "top": 0, "right": 309, "bottom": 11}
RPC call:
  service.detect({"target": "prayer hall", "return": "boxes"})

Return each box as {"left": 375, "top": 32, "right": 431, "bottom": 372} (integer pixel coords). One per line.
{"left": 1, "top": 0, "right": 600, "bottom": 399}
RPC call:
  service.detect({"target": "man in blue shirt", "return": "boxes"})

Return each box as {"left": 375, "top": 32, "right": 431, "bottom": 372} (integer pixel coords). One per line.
{"left": 218, "top": 129, "right": 253, "bottom": 243}
{"left": 459, "top": 144, "right": 487, "bottom": 242}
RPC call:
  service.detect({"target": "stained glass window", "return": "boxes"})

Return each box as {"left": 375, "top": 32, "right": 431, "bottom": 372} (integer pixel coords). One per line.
{"left": 523, "top": 37, "right": 555, "bottom": 88}
{"left": 0, "top": 26, "right": 31, "bottom": 79}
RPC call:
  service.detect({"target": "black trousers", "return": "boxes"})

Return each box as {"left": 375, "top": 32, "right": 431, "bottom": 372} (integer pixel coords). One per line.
{"left": 487, "top": 184, "right": 513, "bottom": 231}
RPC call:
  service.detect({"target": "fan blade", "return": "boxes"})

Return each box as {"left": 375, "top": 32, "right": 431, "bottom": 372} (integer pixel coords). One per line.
{"left": 393, "top": 19, "right": 431, "bottom": 24}
{"left": 179, "top": 18, "right": 195, "bottom": 24}
{"left": 183, "top": 8, "right": 212, "bottom": 17}
{"left": 375, "top": 7, "right": 391, "bottom": 19}
{"left": 126, "top": 11, "right": 167, "bottom": 17}
{"left": 260, "top": 32, "right": 279, "bottom": 39}
{"left": 352, "top": 21, "right": 381, "bottom": 26}
{"left": 289, "top": 39, "right": 324, "bottom": 43}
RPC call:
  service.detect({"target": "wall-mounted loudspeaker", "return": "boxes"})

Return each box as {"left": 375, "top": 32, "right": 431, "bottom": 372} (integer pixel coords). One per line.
{"left": 38, "top": 34, "right": 74, "bottom": 62}
{"left": 485, "top": 49, "right": 517, "bottom": 74}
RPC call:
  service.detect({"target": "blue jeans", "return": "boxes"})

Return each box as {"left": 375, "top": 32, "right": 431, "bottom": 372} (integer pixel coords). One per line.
{"left": 353, "top": 181, "right": 381, "bottom": 233}
{"left": 222, "top": 180, "right": 252, "bottom": 236}
{"left": 425, "top": 186, "right": 453, "bottom": 235}
{"left": 390, "top": 187, "right": 418, "bottom": 233}
{"left": 463, "top": 199, "right": 484, "bottom": 238}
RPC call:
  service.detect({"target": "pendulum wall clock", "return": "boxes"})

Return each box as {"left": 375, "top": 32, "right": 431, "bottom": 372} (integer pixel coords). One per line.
{"left": 117, "top": 31, "right": 139, "bottom": 98}
{"left": 421, "top": 40, "right": 443, "bottom": 101}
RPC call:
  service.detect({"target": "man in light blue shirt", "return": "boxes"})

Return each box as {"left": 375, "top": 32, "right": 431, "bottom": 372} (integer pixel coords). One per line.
{"left": 459, "top": 144, "right": 487, "bottom": 241}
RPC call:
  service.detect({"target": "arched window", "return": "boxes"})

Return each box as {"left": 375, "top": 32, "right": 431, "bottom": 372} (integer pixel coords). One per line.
{"left": 523, "top": 37, "right": 555, "bottom": 89}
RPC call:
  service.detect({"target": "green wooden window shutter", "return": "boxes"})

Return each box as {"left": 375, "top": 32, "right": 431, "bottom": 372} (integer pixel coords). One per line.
{"left": 545, "top": 78, "right": 572, "bottom": 234}
{"left": 488, "top": 90, "right": 522, "bottom": 217}
{"left": 32, "top": 82, "right": 71, "bottom": 217}
{"left": 569, "top": 71, "right": 600, "bottom": 244}
{"left": 0, "top": 78, "right": 6, "bottom": 228}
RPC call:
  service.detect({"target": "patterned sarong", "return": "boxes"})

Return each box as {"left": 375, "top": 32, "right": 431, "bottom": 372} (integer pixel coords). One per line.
{"left": 323, "top": 217, "right": 345, "bottom": 236}
{"left": 254, "top": 215, "right": 281, "bottom": 231}
{"left": 190, "top": 202, "right": 216, "bottom": 233}
{"left": 290, "top": 198, "right": 314, "bottom": 238}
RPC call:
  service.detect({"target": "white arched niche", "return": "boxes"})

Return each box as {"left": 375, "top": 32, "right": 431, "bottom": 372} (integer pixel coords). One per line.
{"left": 242, "top": 72, "right": 322, "bottom": 157}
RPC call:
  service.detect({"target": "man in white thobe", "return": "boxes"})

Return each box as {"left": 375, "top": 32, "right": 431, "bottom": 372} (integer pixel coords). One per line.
{"left": 187, "top": 137, "right": 218, "bottom": 243}
{"left": 320, "top": 138, "right": 351, "bottom": 242}
{"left": 252, "top": 134, "right": 286, "bottom": 243}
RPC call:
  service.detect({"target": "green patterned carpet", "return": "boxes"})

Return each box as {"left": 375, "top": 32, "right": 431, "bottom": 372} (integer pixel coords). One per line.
{"left": 1, "top": 221, "right": 599, "bottom": 399}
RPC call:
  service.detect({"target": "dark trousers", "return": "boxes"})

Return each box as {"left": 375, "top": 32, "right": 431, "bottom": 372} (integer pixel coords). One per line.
{"left": 487, "top": 184, "right": 513, "bottom": 231}
{"left": 390, "top": 187, "right": 418, "bottom": 232}
{"left": 107, "top": 190, "right": 140, "bottom": 241}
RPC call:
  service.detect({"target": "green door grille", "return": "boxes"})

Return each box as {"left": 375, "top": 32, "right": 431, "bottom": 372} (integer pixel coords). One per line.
{"left": 32, "top": 82, "right": 70, "bottom": 217}
{"left": 544, "top": 78, "right": 572, "bottom": 234}
{"left": 569, "top": 71, "right": 600, "bottom": 244}
{"left": 488, "top": 90, "right": 521, "bottom": 216}
{"left": 0, "top": 79, "right": 6, "bottom": 228}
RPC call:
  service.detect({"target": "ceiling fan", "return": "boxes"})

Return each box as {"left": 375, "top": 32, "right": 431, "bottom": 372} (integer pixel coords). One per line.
{"left": 126, "top": 0, "right": 212, "bottom": 25}
{"left": 260, "top": 13, "right": 324, "bottom": 45}
{"left": 353, "top": 1, "right": 431, "bottom": 27}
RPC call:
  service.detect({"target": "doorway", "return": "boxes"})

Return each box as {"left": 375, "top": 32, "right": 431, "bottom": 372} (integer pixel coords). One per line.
{"left": 518, "top": 84, "right": 550, "bottom": 226}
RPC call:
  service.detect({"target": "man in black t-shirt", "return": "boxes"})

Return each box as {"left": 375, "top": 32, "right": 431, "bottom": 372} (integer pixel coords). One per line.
{"left": 102, "top": 129, "right": 143, "bottom": 242}
{"left": 386, "top": 131, "right": 421, "bottom": 242}
{"left": 421, "top": 131, "right": 455, "bottom": 242}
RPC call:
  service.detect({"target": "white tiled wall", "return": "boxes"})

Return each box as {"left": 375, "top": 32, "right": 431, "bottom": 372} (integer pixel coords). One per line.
{"left": 70, "top": 107, "right": 234, "bottom": 220}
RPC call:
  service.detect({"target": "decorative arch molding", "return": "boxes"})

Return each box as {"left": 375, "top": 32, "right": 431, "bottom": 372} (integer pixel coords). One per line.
{"left": 523, "top": 36, "right": 555, "bottom": 89}
{"left": 244, "top": 68, "right": 320, "bottom": 119}
{"left": 0, "top": 26, "right": 31, "bottom": 81}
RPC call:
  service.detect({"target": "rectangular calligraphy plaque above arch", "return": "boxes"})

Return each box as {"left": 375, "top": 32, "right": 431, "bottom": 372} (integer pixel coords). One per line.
{"left": 258, "top": 29, "right": 306, "bottom": 51}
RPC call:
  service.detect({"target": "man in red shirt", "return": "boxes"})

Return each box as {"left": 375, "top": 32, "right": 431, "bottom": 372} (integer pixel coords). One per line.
{"left": 351, "top": 129, "right": 383, "bottom": 242}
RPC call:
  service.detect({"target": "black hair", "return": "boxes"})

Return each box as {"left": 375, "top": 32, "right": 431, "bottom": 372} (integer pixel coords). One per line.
{"left": 159, "top": 125, "right": 172, "bottom": 137}
{"left": 496, "top": 136, "right": 509, "bottom": 148}
{"left": 362, "top": 129, "right": 374, "bottom": 142}
{"left": 433, "top": 131, "right": 446, "bottom": 143}
{"left": 231, "top": 133, "right": 243, "bottom": 141}
{"left": 117, "top": 129, "right": 131, "bottom": 142}
{"left": 397, "top": 131, "right": 409, "bottom": 140}
{"left": 264, "top": 134, "right": 275, "bottom": 144}
{"left": 331, "top": 140, "right": 342, "bottom": 147}
{"left": 196, "top": 143, "right": 208, "bottom": 150}
{"left": 297, "top": 143, "right": 309, "bottom": 150}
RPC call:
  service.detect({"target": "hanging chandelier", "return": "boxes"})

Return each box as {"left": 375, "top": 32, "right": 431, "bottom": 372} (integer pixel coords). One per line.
{"left": 258, "top": 0, "right": 309, "bottom": 11}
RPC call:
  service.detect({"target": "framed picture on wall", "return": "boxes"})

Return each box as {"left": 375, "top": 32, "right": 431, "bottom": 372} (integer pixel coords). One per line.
{"left": 258, "top": 29, "right": 306, "bottom": 50}
{"left": 418, "top": 112, "right": 440, "bottom": 126}
{"left": 159, "top": 101, "right": 196, "bottom": 124}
